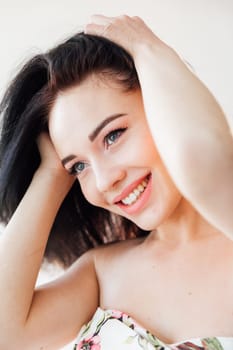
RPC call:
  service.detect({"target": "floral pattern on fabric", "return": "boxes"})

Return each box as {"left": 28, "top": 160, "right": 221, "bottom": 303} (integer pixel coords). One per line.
{"left": 73, "top": 308, "right": 232, "bottom": 350}
{"left": 75, "top": 335, "right": 101, "bottom": 350}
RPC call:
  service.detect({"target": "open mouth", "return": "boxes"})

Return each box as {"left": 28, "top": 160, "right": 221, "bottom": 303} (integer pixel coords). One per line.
{"left": 120, "top": 175, "right": 150, "bottom": 206}
{"left": 114, "top": 172, "right": 151, "bottom": 207}
{"left": 115, "top": 173, "right": 152, "bottom": 215}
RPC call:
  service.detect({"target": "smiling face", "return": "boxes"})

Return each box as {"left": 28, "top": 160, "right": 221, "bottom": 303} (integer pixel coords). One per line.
{"left": 49, "top": 75, "right": 182, "bottom": 230}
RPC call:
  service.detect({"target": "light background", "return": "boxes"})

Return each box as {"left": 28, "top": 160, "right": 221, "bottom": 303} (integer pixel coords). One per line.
{"left": 0, "top": 0, "right": 232, "bottom": 349}
{"left": 1, "top": 0, "right": 233, "bottom": 122}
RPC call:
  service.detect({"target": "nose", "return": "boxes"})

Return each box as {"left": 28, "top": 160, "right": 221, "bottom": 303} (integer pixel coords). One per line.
{"left": 93, "top": 161, "right": 126, "bottom": 193}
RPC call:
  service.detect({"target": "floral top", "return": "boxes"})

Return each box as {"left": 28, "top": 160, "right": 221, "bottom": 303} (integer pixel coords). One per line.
{"left": 73, "top": 308, "right": 233, "bottom": 350}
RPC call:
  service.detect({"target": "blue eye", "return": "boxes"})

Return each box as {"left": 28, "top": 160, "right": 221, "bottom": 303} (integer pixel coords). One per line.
{"left": 104, "top": 128, "right": 126, "bottom": 147}
{"left": 70, "top": 162, "right": 86, "bottom": 175}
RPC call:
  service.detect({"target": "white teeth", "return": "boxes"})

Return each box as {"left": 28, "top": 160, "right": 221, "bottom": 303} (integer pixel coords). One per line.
{"left": 133, "top": 189, "right": 140, "bottom": 196}
{"left": 123, "top": 198, "right": 130, "bottom": 205}
{"left": 121, "top": 177, "right": 149, "bottom": 206}
{"left": 138, "top": 184, "right": 144, "bottom": 192}
{"left": 129, "top": 193, "right": 137, "bottom": 202}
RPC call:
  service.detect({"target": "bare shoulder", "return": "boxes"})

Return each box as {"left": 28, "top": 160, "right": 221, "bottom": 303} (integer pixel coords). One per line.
{"left": 27, "top": 249, "right": 100, "bottom": 349}
{"left": 92, "top": 237, "right": 145, "bottom": 276}
{"left": 94, "top": 236, "right": 144, "bottom": 257}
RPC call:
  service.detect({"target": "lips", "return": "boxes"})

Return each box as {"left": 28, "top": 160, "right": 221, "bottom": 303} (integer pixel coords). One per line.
{"left": 114, "top": 173, "right": 152, "bottom": 215}
{"left": 113, "top": 173, "right": 151, "bottom": 204}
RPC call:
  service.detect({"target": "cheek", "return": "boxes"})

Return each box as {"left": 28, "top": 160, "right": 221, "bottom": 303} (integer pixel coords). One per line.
{"left": 79, "top": 179, "right": 102, "bottom": 207}
{"left": 119, "top": 130, "right": 159, "bottom": 167}
{"left": 135, "top": 139, "right": 160, "bottom": 166}
{"left": 134, "top": 125, "right": 160, "bottom": 163}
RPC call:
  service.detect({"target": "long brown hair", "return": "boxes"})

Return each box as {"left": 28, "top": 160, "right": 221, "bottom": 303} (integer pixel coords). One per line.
{"left": 0, "top": 33, "right": 148, "bottom": 267}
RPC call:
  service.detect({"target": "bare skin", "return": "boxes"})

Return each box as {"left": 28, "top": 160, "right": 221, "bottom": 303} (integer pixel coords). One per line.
{"left": 85, "top": 15, "right": 233, "bottom": 238}
{"left": 95, "top": 204, "right": 233, "bottom": 344}
{"left": 0, "top": 15, "right": 233, "bottom": 350}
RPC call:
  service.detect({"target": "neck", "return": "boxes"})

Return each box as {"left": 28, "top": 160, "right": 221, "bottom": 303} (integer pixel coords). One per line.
{"left": 151, "top": 198, "right": 222, "bottom": 246}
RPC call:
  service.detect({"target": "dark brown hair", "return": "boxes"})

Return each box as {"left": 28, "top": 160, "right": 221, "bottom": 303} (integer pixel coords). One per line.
{"left": 0, "top": 33, "right": 148, "bottom": 267}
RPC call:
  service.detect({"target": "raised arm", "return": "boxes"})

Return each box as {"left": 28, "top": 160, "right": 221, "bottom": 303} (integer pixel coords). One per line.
{"left": 0, "top": 134, "right": 99, "bottom": 349}
{"left": 85, "top": 15, "right": 233, "bottom": 239}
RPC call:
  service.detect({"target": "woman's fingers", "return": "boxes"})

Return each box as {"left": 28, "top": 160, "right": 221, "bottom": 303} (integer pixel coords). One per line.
{"left": 85, "top": 15, "right": 117, "bottom": 38}
{"left": 37, "top": 133, "right": 65, "bottom": 171}
{"left": 85, "top": 15, "right": 138, "bottom": 55}
{"left": 90, "top": 14, "right": 114, "bottom": 25}
{"left": 85, "top": 15, "right": 163, "bottom": 57}
{"left": 37, "top": 132, "right": 57, "bottom": 161}
{"left": 85, "top": 14, "right": 112, "bottom": 36}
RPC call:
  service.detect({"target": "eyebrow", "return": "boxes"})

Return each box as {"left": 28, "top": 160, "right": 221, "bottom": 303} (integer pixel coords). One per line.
{"left": 88, "top": 113, "right": 126, "bottom": 142}
{"left": 62, "top": 154, "right": 77, "bottom": 167}
{"left": 61, "top": 113, "right": 126, "bottom": 167}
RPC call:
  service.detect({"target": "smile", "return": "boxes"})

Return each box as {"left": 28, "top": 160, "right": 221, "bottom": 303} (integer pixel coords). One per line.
{"left": 114, "top": 173, "right": 152, "bottom": 215}
{"left": 121, "top": 178, "right": 149, "bottom": 205}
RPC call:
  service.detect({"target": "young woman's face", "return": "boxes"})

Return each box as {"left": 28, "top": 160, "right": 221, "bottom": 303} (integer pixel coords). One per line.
{"left": 49, "top": 75, "right": 182, "bottom": 230}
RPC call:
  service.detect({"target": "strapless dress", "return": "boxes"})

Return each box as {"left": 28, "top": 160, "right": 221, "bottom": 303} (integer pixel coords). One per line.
{"left": 73, "top": 307, "right": 233, "bottom": 349}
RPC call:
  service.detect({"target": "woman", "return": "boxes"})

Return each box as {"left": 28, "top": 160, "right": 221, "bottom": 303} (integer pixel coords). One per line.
{"left": 0, "top": 15, "right": 232, "bottom": 350}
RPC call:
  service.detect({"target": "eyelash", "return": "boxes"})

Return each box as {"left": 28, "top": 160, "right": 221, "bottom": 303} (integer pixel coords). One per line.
{"left": 69, "top": 161, "right": 88, "bottom": 176}
{"left": 69, "top": 127, "right": 127, "bottom": 176}
{"left": 104, "top": 127, "right": 127, "bottom": 149}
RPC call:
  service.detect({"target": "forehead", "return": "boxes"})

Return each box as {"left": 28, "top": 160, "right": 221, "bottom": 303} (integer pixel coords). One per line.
{"left": 48, "top": 75, "right": 141, "bottom": 156}
{"left": 49, "top": 75, "right": 136, "bottom": 133}
{"left": 49, "top": 75, "right": 129, "bottom": 128}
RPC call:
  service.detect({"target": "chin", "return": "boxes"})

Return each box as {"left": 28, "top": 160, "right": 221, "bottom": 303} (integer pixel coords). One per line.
{"left": 131, "top": 214, "right": 161, "bottom": 231}
{"left": 132, "top": 197, "right": 183, "bottom": 231}
{"left": 135, "top": 220, "right": 158, "bottom": 232}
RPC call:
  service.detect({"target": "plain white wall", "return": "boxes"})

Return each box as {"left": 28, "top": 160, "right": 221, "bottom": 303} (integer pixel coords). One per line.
{"left": 0, "top": 0, "right": 232, "bottom": 122}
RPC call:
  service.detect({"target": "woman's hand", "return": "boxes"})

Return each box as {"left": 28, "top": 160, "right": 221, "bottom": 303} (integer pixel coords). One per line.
{"left": 85, "top": 15, "right": 167, "bottom": 58}
{"left": 37, "top": 132, "right": 63, "bottom": 171}
{"left": 36, "top": 132, "right": 75, "bottom": 191}
{"left": 0, "top": 134, "right": 76, "bottom": 348}
{"left": 86, "top": 14, "right": 233, "bottom": 238}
